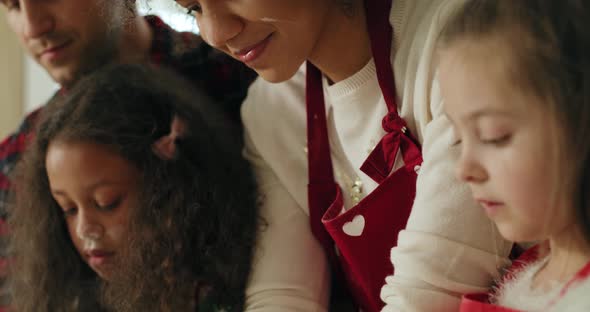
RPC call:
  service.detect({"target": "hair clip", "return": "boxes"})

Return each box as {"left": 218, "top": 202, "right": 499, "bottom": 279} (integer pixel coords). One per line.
{"left": 152, "top": 116, "right": 187, "bottom": 160}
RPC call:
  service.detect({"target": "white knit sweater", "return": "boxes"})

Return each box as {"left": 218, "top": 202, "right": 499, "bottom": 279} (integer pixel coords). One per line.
{"left": 240, "top": 0, "right": 512, "bottom": 311}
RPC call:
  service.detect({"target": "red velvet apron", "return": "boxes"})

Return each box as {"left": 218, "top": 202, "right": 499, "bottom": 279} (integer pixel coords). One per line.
{"left": 306, "top": 0, "right": 423, "bottom": 311}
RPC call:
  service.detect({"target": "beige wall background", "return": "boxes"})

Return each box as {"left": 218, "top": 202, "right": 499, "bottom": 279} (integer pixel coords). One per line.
{"left": 0, "top": 10, "right": 23, "bottom": 138}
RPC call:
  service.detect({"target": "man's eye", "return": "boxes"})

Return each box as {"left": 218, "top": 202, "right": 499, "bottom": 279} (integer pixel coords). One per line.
{"left": 1, "top": 0, "right": 19, "bottom": 10}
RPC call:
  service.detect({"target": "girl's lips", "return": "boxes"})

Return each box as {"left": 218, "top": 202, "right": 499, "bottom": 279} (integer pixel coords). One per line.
{"left": 86, "top": 250, "right": 115, "bottom": 266}
{"left": 477, "top": 199, "right": 503, "bottom": 216}
{"left": 234, "top": 34, "right": 273, "bottom": 65}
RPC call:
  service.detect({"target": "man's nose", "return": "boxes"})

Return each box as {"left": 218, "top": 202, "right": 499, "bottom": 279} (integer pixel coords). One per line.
{"left": 20, "top": 1, "right": 55, "bottom": 39}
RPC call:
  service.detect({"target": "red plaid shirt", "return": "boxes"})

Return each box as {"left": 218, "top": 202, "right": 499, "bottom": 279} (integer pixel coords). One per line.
{"left": 0, "top": 15, "right": 256, "bottom": 307}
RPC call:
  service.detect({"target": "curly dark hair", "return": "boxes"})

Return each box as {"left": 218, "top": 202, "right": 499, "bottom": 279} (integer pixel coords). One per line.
{"left": 440, "top": 0, "right": 590, "bottom": 242}
{"left": 8, "top": 64, "right": 260, "bottom": 311}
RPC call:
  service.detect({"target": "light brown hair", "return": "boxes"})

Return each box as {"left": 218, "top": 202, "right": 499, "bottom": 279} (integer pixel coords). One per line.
{"left": 440, "top": 0, "right": 590, "bottom": 242}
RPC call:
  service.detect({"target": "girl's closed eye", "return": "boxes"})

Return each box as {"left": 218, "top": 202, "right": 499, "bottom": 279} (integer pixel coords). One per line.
{"left": 63, "top": 207, "right": 78, "bottom": 217}
{"left": 95, "top": 197, "right": 122, "bottom": 212}
{"left": 54, "top": 197, "right": 77, "bottom": 217}
{"left": 477, "top": 119, "right": 513, "bottom": 146}
{"left": 480, "top": 133, "right": 512, "bottom": 146}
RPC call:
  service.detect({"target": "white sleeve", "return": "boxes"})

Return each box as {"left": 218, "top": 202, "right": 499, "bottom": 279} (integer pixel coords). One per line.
{"left": 243, "top": 130, "right": 331, "bottom": 312}
{"left": 380, "top": 78, "right": 513, "bottom": 312}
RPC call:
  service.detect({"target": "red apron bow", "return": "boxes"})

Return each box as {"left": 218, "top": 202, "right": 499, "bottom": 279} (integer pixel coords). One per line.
{"left": 360, "top": 113, "right": 408, "bottom": 183}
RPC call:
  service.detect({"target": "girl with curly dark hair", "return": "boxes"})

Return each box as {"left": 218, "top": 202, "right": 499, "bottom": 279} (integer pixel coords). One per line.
{"left": 7, "top": 64, "right": 259, "bottom": 312}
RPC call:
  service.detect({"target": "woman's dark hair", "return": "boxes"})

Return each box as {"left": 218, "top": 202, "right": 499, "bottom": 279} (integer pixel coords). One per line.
{"left": 8, "top": 64, "right": 259, "bottom": 311}
{"left": 439, "top": 0, "right": 590, "bottom": 242}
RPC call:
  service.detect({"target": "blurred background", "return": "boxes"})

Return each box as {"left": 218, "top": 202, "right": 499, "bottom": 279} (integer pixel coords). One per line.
{"left": 0, "top": 0, "right": 199, "bottom": 138}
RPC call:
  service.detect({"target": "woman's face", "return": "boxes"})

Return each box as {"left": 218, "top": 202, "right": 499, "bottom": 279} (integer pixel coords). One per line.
{"left": 176, "top": 0, "right": 336, "bottom": 82}
{"left": 46, "top": 141, "right": 140, "bottom": 280}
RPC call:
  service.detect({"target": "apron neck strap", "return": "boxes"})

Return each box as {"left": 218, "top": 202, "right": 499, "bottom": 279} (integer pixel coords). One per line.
{"left": 306, "top": 62, "right": 335, "bottom": 183}
{"left": 306, "top": 0, "right": 397, "bottom": 185}
{"left": 364, "top": 0, "right": 398, "bottom": 113}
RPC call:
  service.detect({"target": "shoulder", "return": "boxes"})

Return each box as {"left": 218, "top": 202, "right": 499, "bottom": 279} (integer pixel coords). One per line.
{"left": 549, "top": 275, "right": 590, "bottom": 311}
{"left": 0, "top": 90, "right": 61, "bottom": 173}
{"left": 548, "top": 257, "right": 590, "bottom": 312}
{"left": 0, "top": 107, "right": 44, "bottom": 163}
{"left": 391, "top": 0, "right": 467, "bottom": 140}
{"left": 0, "top": 105, "right": 46, "bottom": 210}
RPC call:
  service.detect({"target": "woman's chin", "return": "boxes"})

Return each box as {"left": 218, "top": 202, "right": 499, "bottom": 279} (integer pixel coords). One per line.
{"left": 256, "top": 64, "right": 302, "bottom": 84}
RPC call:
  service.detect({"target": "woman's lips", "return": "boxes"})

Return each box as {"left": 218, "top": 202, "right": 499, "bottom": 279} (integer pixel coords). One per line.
{"left": 234, "top": 34, "right": 273, "bottom": 65}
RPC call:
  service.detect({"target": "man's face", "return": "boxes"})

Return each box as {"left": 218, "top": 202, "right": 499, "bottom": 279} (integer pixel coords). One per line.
{"left": 1, "top": 0, "right": 127, "bottom": 86}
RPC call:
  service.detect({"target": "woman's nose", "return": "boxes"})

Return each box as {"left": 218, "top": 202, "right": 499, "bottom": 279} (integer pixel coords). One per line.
{"left": 197, "top": 11, "right": 243, "bottom": 50}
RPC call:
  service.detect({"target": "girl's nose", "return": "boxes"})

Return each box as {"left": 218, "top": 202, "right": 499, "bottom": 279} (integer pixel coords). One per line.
{"left": 455, "top": 150, "right": 488, "bottom": 184}
{"left": 76, "top": 211, "right": 105, "bottom": 241}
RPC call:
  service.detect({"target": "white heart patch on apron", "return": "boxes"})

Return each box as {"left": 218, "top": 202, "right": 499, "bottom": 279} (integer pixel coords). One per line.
{"left": 342, "top": 215, "right": 365, "bottom": 237}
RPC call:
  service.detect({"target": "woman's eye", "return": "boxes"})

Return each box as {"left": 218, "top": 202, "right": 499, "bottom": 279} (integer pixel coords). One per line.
{"left": 451, "top": 139, "right": 462, "bottom": 147}
{"left": 186, "top": 4, "right": 202, "bottom": 15}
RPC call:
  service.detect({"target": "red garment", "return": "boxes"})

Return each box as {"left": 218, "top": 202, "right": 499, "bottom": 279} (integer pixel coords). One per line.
{"left": 460, "top": 244, "right": 590, "bottom": 311}
{"left": 306, "top": 0, "right": 423, "bottom": 311}
{"left": 460, "top": 246, "right": 540, "bottom": 312}
{"left": 460, "top": 293, "right": 522, "bottom": 312}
